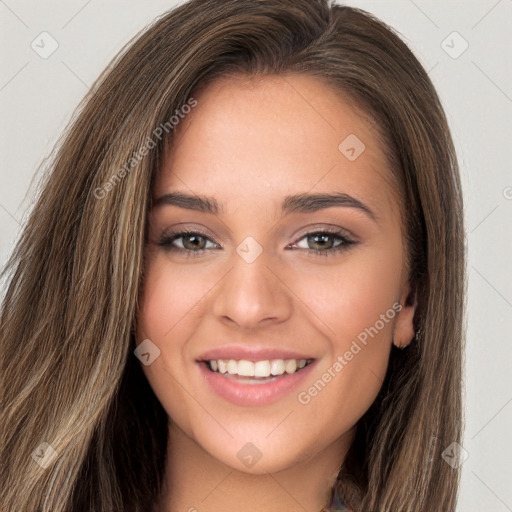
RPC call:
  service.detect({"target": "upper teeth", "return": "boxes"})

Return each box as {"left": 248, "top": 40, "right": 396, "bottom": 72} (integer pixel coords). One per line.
{"left": 208, "top": 359, "right": 309, "bottom": 377}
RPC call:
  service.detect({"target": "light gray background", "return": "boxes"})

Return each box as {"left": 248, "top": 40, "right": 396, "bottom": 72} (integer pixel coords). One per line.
{"left": 1, "top": 1, "right": 511, "bottom": 510}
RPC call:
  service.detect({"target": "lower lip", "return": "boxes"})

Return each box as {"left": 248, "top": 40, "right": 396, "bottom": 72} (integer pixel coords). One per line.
{"left": 198, "top": 361, "right": 316, "bottom": 407}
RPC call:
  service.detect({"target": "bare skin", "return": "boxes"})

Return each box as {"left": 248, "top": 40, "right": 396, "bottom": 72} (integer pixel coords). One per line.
{"left": 136, "top": 73, "right": 416, "bottom": 512}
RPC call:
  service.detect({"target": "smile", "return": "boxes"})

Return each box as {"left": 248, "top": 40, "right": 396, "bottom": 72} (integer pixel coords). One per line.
{"left": 198, "top": 356, "right": 317, "bottom": 407}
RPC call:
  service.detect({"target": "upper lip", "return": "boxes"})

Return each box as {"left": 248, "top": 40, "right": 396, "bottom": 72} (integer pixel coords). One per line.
{"left": 197, "top": 346, "right": 316, "bottom": 362}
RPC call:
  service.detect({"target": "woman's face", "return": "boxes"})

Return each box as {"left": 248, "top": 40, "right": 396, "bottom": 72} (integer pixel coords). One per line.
{"left": 136, "top": 74, "right": 416, "bottom": 474}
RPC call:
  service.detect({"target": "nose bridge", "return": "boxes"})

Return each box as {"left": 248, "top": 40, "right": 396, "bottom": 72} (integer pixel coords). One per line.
{"left": 212, "top": 238, "right": 292, "bottom": 328}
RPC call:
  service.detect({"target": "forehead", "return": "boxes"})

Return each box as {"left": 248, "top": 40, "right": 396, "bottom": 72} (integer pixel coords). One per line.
{"left": 155, "top": 74, "right": 400, "bottom": 224}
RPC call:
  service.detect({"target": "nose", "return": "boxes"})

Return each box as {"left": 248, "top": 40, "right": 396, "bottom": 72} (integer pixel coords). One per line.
{"left": 211, "top": 248, "right": 293, "bottom": 330}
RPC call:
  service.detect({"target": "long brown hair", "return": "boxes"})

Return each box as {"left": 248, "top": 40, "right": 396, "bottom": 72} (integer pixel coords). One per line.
{"left": 0, "top": 1, "right": 465, "bottom": 510}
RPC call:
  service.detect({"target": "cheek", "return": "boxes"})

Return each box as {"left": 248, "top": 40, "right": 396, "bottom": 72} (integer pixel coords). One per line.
{"left": 294, "top": 240, "right": 403, "bottom": 346}
{"left": 135, "top": 257, "right": 214, "bottom": 433}
{"left": 292, "top": 243, "right": 402, "bottom": 425}
{"left": 136, "top": 256, "right": 216, "bottom": 341}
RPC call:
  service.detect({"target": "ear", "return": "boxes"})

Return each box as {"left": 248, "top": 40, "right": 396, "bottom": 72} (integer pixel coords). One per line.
{"left": 393, "top": 282, "right": 417, "bottom": 349}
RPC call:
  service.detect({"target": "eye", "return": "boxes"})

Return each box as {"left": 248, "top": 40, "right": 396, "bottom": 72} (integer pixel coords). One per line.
{"left": 157, "top": 228, "right": 356, "bottom": 258}
{"left": 157, "top": 229, "right": 220, "bottom": 257}
{"left": 290, "top": 229, "right": 356, "bottom": 257}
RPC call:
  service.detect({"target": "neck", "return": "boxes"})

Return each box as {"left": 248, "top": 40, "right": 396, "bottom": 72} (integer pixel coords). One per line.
{"left": 154, "top": 421, "right": 355, "bottom": 512}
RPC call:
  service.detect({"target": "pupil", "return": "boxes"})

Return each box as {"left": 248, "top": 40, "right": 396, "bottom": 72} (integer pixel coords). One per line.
{"left": 186, "top": 235, "right": 203, "bottom": 250}
{"left": 311, "top": 234, "right": 331, "bottom": 249}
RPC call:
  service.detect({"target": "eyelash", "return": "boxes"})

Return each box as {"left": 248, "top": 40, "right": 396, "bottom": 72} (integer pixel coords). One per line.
{"left": 157, "top": 228, "right": 356, "bottom": 258}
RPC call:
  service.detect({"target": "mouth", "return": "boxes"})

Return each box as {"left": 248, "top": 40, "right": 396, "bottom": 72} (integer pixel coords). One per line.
{"left": 196, "top": 353, "right": 317, "bottom": 406}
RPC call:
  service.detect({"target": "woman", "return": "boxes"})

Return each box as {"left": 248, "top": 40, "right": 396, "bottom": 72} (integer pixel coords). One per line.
{"left": 0, "top": 0, "right": 466, "bottom": 511}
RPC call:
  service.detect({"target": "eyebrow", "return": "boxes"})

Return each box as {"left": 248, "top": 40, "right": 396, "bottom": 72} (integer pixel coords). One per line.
{"left": 153, "top": 191, "right": 378, "bottom": 221}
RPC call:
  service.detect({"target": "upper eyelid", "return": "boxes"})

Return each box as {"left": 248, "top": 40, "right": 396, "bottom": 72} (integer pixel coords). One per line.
{"left": 161, "top": 229, "right": 220, "bottom": 246}
{"left": 159, "top": 221, "right": 357, "bottom": 240}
